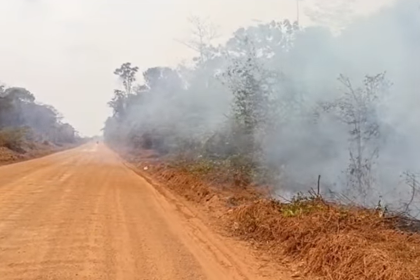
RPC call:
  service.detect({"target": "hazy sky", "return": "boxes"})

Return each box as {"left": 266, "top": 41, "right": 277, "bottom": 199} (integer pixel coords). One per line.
{"left": 0, "top": 0, "right": 394, "bottom": 136}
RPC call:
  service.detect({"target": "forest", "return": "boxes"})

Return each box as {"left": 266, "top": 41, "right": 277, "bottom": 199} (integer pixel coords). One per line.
{"left": 0, "top": 84, "right": 80, "bottom": 157}
{"left": 2, "top": 1, "right": 420, "bottom": 280}
{"left": 104, "top": 0, "right": 420, "bottom": 214}
{"left": 96, "top": 1, "right": 420, "bottom": 279}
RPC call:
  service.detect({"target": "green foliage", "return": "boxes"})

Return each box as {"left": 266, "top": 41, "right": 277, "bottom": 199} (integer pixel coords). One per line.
{"left": 102, "top": 5, "right": 418, "bottom": 211}
{"left": 280, "top": 192, "right": 325, "bottom": 217}
{"left": 103, "top": 19, "right": 296, "bottom": 187}
{"left": 109, "top": 63, "right": 140, "bottom": 119}
{"left": 0, "top": 127, "right": 29, "bottom": 152}
{"left": 0, "top": 84, "right": 79, "bottom": 147}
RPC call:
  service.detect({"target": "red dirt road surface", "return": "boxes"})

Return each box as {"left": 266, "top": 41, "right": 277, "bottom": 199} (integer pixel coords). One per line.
{"left": 0, "top": 143, "right": 291, "bottom": 280}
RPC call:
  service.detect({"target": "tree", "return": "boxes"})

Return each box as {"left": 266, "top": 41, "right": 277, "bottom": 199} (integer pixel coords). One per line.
{"left": 0, "top": 87, "right": 35, "bottom": 128}
{"left": 0, "top": 84, "right": 79, "bottom": 147}
{"left": 3, "top": 87, "right": 35, "bottom": 103}
{"left": 220, "top": 38, "right": 279, "bottom": 185}
{"left": 110, "top": 63, "right": 140, "bottom": 120}
{"left": 321, "top": 73, "right": 391, "bottom": 201}
{"left": 176, "top": 16, "right": 219, "bottom": 64}
{"left": 108, "top": 89, "right": 126, "bottom": 118}
{"left": 141, "top": 67, "right": 183, "bottom": 94}
{"left": 225, "top": 20, "right": 298, "bottom": 60}
{"left": 114, "top": 62, "right": 139, "bottom": 95}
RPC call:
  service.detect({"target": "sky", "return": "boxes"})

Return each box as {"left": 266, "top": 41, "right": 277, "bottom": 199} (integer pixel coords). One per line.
{"left": 0, "top": 0, "right": 395, "bottom": 136}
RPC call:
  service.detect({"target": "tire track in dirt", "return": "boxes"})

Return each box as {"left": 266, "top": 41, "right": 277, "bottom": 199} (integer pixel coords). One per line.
{"left": 0, "top": 143, "right": 295, "bottom": 280}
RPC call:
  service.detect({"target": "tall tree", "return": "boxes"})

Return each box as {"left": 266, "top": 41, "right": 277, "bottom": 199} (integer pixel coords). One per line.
{"left": 321, "top": 73, "right": 391, "bottom": 201}
{"left": 114, "top": 62, "right": 139, "bottom": 95}
{"left": 111, "top": 63, "right": 140, "bottom": 119}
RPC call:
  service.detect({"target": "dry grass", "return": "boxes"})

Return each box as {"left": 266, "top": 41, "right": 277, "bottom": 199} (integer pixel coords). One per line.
{"left": 231, "top": 197, "right": 420, "bottom": 280}
{"left": 0, "top": 134, "right": 71, "bottom": 165}
{"left": 0, "top": 127, "right": 28, "bottom": 152}
{"left": 0, "top": 146, "right": 24, "bottom": 163}
{"left": 148, "top": 162, "right": 268, "bottom": 205}
{"left": 119, "top": 148, "right": 420, "bottom": 280}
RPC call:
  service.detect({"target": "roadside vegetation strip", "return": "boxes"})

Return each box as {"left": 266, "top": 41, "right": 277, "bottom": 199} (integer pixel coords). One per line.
{"left": 119, "top": 150, "right": 420, "bottom": 280}
{"left": 231, "top": 198, "right": 420, "bottom": 280}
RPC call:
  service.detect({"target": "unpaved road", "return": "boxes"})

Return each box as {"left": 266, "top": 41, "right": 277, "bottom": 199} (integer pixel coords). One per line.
{"left": 0, "top": 143, "right": 288, "bottom": 280}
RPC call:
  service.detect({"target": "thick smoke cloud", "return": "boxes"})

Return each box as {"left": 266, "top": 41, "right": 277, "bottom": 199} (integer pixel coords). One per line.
{"left": 105, "top": 0, "right": 420, "bottom": 211}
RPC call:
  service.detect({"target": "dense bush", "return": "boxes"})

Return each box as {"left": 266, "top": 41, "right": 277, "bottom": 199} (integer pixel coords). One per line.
{"left": 0, "top": 84, "right": 80, "bottom": 149}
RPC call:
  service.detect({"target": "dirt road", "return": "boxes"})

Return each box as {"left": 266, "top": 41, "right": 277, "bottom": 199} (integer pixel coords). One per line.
{"left": 0, "top": 143, "right": 288, "bottom": 280}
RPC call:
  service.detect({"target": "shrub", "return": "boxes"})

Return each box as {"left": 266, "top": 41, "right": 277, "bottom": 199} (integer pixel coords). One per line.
{"left": 0, "top": 127, "right": 29, "bottom": 152}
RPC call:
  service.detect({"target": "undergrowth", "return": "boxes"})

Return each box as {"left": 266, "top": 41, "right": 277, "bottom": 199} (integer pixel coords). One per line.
{"left": 0, "top": 127, "right": 29, "bottom": 152}
{"left": 231, "top": 194, "right": 420, "bottom": 280}
{"left": 120, "top": 148, "right": 420, "bottom": 280}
